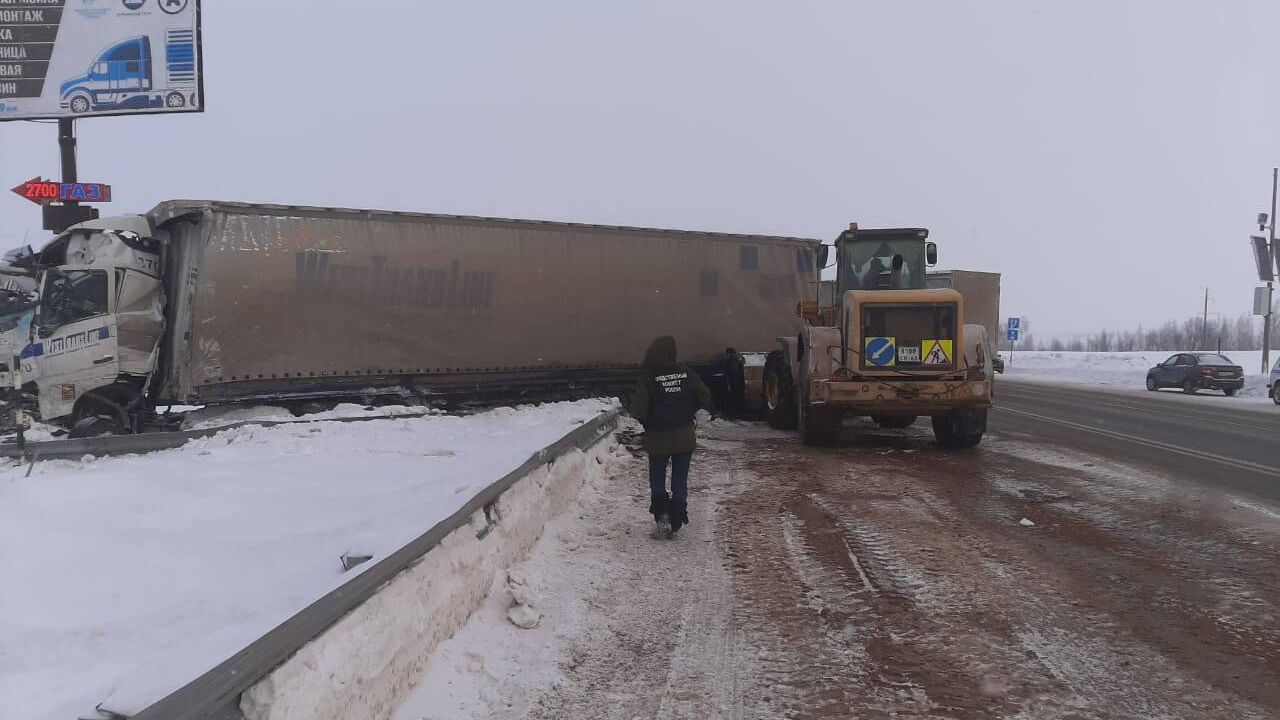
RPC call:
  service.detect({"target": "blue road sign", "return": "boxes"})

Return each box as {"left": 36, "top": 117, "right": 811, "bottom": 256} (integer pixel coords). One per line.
{"left": 864, "top": 336, "right": 896, "bottom": 366}
{"left": 1007, "top": 317, "right": 1021, "bottom": 331}
{"left": 1007, "top": 328, "right": 1021, "bottom": 342}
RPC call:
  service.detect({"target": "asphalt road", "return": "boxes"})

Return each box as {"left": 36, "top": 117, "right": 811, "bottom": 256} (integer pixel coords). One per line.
{"left": 407, "top": 417, "right": 1280, "bottom": 719}
{"left": 994, "top": 378, "right": 1280, "bottom": 502}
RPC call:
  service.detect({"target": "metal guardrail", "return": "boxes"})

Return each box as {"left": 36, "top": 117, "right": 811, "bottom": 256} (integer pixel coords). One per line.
{"left": 118, "top": 408, "right": 620, "bottom": 720}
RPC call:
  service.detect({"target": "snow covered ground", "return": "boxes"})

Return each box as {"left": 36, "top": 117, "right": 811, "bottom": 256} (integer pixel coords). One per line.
{"left": 181, "top": 402, "right": 439, "bottom": 430}
{"left": 1003, "top": 350, "right": 1278, "bottom": 403}
{"left": 8, "top": 402, "right": 437, "bottom": 443}
{"left": 0, "top": 399, "right": 615, "bottom": 720}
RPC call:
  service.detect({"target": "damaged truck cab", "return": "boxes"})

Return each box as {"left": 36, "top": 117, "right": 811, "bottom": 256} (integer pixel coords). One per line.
{"left": 763, "top": 225, "right": 994, "bottom": 447}
{"left": 19, "top": 216, "right": 164, "bottom": 435}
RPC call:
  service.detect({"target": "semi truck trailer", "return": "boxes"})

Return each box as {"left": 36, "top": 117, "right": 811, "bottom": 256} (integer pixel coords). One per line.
{"left": 15, "top": 201, "right": 820, "bottom": 435}
{"left": 925, "top": 269, "right": 1001, "bottom": 346}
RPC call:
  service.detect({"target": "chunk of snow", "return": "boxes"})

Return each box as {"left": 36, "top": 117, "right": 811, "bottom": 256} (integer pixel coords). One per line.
{"left": 506, "top": 604, "right": 542, "bottom": 629}
{"left": 507, "top": 570, "right": 540, "bottom": 607}
{"left": 1020, "top": 518, "right": 1036, "bottom": 527}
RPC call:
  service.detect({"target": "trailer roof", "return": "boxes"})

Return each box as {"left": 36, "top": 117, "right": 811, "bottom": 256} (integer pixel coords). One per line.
{"left": 148, "top": 200, "right": 822, "bottom": 247}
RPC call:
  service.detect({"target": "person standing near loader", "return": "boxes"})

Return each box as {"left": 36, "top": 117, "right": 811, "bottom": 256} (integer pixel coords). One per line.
{"left": 630, "top": 336, "right": 714, "bottom": 539}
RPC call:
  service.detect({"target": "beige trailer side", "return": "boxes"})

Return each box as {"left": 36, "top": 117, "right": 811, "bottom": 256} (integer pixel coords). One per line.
{"left": 926, "top": 270, "right": 1001, "bottom": 343}
{"left": 150, "top": 201, "right": 820, "bottom": 405}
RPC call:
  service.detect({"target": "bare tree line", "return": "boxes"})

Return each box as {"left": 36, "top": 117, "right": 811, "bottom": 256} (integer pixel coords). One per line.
{"left": 999, "top": 304, "right": 1280, "bottom": 353}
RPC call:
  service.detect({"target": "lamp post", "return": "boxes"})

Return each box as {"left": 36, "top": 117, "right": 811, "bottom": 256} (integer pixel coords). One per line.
{"left": 1259, "top": 169, "right": 1277, "bottom": 374}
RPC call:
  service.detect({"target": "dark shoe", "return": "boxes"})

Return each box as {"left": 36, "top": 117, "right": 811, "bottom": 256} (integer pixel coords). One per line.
{"left": 669, "top": 501, "right": 688, "bottom": 534}
{"left": 654, "top": 513, "right": 672, "bottom": 539}
{"left": 649, "top": 493, "right": 671, "bottom": 538}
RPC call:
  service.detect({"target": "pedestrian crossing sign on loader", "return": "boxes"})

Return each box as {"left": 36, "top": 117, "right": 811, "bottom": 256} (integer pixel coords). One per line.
{"left": 921, "top": 339, "right": 953, "bottom": 366}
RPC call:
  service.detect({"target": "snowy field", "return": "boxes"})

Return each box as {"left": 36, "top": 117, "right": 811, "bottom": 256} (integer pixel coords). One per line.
{"left": 1003, "top": 350, "right": 1278, "bottom": 403}
{"left": 0, "top": 399, "right": 615, "bottom": 720}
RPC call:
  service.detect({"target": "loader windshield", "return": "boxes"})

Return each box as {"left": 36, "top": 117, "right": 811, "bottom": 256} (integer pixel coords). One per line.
{"left": 860, "top": 303, "right": 957, "bottom": 369}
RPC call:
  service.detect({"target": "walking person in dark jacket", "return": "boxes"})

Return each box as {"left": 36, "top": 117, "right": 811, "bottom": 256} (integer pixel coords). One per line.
{"left": 630, "top": 336, "right": 714, "bottom": 538}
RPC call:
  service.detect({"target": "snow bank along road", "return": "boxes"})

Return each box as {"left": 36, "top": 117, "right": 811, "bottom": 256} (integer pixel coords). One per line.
{"left": 1002, "top": 350, "right": 1276, "bottom": 404}
{"left": 397, "top": 411, "right": 1279, "bottom": 718}
{"left": 0, "top": 400, "right": 614, "bottom": 720}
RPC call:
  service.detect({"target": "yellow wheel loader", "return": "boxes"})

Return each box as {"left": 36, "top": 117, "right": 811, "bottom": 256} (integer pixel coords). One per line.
{"left": 763, "top": 225, "right": 995, "bottom": 448}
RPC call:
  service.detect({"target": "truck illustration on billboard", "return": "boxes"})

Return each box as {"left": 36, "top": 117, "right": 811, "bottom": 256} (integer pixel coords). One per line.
{"left": 58, "top": 29, "right": 198, "bottom": 114}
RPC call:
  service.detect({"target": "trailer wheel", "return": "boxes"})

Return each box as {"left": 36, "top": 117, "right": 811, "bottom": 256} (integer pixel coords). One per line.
{"left": 872, "top": 415, "right": 917, "bottom": 429}
{"left": 931, "top": 409, "right": 986, "bottom": 449}
{"left": 165, "top": 91, "right": 186, "bottom": 108}
{"left": 763, "top": 351, "right": 797, "bottom": 430}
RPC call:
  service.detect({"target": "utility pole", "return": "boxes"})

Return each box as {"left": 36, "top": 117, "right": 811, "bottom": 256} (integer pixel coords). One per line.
{"left": 1267, "top": 168, "right": 1277, "bottom": 374}
{"left": 43, "top": 118, "right": 98, "bottom": 233}
{"left": 1201, "top": 287, "right": 1209, "bottom": 351}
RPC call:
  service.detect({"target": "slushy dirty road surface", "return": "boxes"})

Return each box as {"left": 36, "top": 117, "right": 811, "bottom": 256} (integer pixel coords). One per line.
{"left": 398, "top": 416, "right": 1280, "bottom": 720}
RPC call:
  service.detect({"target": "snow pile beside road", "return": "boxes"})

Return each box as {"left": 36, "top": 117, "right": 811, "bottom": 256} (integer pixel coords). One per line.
{"left": 242, "top": 429, "right": 623, "bottom": 720}
{"left": 1004, "top": 350, "right": 1276, "bottom": 403}
{"left": 182, "top": 402, "right": 437, "bottom": 430}
{"left": 391, "top": 448, "right": 637, "bottom": 720}
{"left": 0, "top": 399, "right": 615, "bottom": 720}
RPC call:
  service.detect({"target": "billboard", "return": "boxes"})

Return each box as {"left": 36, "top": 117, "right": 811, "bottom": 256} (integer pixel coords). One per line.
{"left": 0, "top": 0, "right": 201, "bottom": 121}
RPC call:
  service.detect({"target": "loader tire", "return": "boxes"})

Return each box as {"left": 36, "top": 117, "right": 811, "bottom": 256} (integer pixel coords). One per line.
{"left": 764, "top": 351, "right": 797, "bottom": 430}
{"left": 931, "top": 408, "right": 986, "bottom": 449}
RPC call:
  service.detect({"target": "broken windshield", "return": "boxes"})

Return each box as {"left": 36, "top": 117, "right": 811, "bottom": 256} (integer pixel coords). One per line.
{"left": 39, "top": 268, "right": 108, "bottom": 329}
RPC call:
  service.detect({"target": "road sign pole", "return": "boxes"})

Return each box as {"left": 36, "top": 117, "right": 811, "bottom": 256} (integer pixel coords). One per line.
{"left": 58, "top": 118, "right": 77, "bottom": 188}
{"left": 1267, "top": 168, "right": 1278, "bottom": 374}
{"left": 43, "top": 119, "right": 100, "bottom": 233}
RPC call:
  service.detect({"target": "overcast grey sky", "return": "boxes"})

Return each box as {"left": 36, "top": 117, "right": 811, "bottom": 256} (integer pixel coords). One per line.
{"left": 2, "top": 0, "right": 1278, "bottom": 339}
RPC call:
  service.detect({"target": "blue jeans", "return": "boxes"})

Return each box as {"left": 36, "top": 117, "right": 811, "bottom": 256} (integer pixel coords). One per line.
{"left": 649, "top": 452, "right": 692, "bottom": 508}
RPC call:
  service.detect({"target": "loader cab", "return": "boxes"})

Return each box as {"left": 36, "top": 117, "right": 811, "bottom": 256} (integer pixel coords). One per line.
{"left": 834, "top": 225, "right": 935, "bottom": 293}
{"left": 830, "top": 226, "right": 954, "bottom": 372}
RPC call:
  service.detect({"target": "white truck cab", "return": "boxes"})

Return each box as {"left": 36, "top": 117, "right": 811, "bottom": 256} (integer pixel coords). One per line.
{"left": 21, "top": 217, "right": 164, "bottom": 433}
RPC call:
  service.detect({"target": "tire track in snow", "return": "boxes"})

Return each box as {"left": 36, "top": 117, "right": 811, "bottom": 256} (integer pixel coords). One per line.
{"left": 913, "top": 445, "right": 1278, "bottom": 717}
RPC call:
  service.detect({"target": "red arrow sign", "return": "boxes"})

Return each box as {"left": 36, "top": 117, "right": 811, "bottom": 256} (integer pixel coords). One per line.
{"left": 11, "top": 176, "right": 47, "bottom": 205}
{"left": 10, "top": 178, "right": 112, "bottom": 204}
